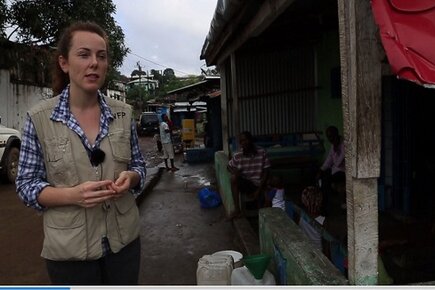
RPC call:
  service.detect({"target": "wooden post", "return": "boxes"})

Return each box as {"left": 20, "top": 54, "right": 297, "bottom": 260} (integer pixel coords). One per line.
{"left": 338, "top": 0, "right": 382, "bottom": 285}
{"left": 231, "top": 53, "right": 240, "bottom": 148}
{"left": 219, "top": 61, "right": 230, "bottom": 155}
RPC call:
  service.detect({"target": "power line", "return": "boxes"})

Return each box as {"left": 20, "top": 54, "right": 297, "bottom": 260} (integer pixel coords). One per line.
{"left": 128, "top": 51, "right": 194, "bottom": 76}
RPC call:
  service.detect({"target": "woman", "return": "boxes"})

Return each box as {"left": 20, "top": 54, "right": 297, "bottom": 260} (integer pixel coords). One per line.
{"left": 16, "top": 21, "right": 146, "bottom": 285}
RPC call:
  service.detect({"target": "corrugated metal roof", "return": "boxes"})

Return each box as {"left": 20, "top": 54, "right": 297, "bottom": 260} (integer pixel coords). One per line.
{"left": 200, "top": 0, "right": 246, "bottom": 60}
{"left": 174, "top": 102, "right": 190, "bottom": 106}
{"left": 167, "top": 80, "right": 208, "bottom": 94}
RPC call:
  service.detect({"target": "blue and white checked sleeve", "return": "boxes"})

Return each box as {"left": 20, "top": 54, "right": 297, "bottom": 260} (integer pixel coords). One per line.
{"left": 16, "top": 114, "right": 49, "bottom": 212}
{"left": 127, "top": 121, "right": 146, "bottom": 197}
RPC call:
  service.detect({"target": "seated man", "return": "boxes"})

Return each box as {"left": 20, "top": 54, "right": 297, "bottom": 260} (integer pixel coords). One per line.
{"left": 317, "top": 126, "right": 346, "bottom": 211}
{"left": 227, "top": 131, "right": 271, "bottom": 218}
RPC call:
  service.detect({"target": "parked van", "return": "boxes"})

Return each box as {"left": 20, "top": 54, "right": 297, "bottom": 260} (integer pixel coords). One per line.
{"left": 138, "top": 112, "right": 159, "bottom": 136}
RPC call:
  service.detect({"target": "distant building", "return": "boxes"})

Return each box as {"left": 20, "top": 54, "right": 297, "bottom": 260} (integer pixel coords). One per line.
{"left": 127, "top": 75, "right": 159, "bottom": 92}
{"left": 106, "top": 80, "right": 126, "bottom": 102}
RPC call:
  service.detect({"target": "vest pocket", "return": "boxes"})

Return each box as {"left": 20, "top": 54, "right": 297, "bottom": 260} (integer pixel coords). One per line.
{"left": 108, "top": 131, "right": 132, "bottom": 179}
{"left": 43, "top": 206, "right": 87, "bottom": 260}
{"left": 44, "top": 137, "right": 79, "bottom": 186}
{"left": 108, "top": 131, "right": 131, "bottom": 163}
{"left": 113, "top": 194, "right": 139, "bottom": 245}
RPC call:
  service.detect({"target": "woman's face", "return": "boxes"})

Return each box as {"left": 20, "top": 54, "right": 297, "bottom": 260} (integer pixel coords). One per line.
{"left": 59, "top": 30, "right": 108, "bottom": 95}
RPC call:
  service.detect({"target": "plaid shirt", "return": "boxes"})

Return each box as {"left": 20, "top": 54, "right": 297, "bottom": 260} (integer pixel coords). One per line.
{"left": 16, "top": 86, "right": 146, "bottom": 212}
{"left": 228, "top": 147, "right": 271, "bottom": 186}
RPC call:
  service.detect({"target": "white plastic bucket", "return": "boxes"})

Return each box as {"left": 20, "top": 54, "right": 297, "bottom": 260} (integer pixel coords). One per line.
{"left": 212, "top": 250, "right": 243, "bottom": 268}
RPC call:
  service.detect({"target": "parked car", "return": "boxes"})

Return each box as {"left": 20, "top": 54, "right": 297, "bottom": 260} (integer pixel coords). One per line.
{"left": 0, "top": 116, "right": 21, "bottom": 183}
{"left": 138, "top": 112, "right": 160, "bottom": 136}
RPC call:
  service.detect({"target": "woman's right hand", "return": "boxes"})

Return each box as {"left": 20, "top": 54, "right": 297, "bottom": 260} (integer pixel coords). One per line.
{"left": 73, "top": 180, "right": 116, "bottom": 208}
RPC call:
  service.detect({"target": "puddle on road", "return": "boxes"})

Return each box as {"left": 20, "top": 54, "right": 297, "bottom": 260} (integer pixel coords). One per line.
{"left": 182, "top": 174, "right": 212, "bottom": 189}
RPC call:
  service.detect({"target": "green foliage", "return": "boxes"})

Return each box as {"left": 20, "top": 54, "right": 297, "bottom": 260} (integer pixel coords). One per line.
{"left": 162, "top": 68, "right": 175, "bottom": 84}
{"left": 165, "top": 76, "right": 201, "bottom": 92}
{"left": 0, "top": 0, "right": 8, "bottom": 39}
{"left": 5, "top": 0, "right": 128, "bottom": 72}
{"left": 150, "top": 69, "right": 163, "bottom": 84}
{"left": 127, "top": 67, "right": 202, "bottom": 101}
{"left": 0, "top": 40, "right": 52, "bottom": 86}
{"left": 131, "top": 69, "right": 146, "bottom": 77}
{"left": 126, "top": 85, "right": 152, "bottom": 102}
{"left": 154, "top": 75, "right": 202, "bottom": 99}
{"left": 106, "top": 68, "right": 122, "bottom": 89}
{"left": 126, "top": 85, "right": 142, "bottom": 101}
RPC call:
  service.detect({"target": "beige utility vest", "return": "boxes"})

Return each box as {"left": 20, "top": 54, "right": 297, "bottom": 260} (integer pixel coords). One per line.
{"left": 29, "top": 96, "right": 140, "bottom": 261}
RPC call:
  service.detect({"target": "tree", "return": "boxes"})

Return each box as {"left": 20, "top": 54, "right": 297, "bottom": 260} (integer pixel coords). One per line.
{"left": 126, "top": 85, "right": 146, "bottom": 101}
{"left": 0, "top": 0, "right": 8, "bottom": 39}
{"left": 128, "top": 67, "right": 203, "bottom": 101}
{"left": 150, "top": 69, "right": 163, "bottom": 85}
{"left": 153, "top": 74, "right": 202, "bottom": 100}
{"left": 164, "top": 76, "right": 201, "bottom": 92}
{"left": 163, "top": 68, "right": 175, "bottom": 84}
{"left": 163, "top": 68, "right": 175, "bottom": 78}
{"left": 5, "top": 0, "right": 128, "bottom": 72}
{"left": 131, "top": 69, "right": 146, "bottom": 78}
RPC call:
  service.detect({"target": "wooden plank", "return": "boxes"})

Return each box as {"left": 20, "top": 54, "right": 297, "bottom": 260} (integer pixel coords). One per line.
{"left": 259, "top": 208, "right": 348, "bottom": 285}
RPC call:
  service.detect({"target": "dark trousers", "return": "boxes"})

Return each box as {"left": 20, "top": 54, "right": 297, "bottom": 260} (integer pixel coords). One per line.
{"left": 238, "top": 176, "right": 265, "bottom": 207}
{"left": 45, "top": 237, "right": 141, "bottom": 285}
{"left": 319, "top": 170, "right": 346, "bottom": 215}
{"left": 237, "top": 176, "right": 258, "bottom": 196}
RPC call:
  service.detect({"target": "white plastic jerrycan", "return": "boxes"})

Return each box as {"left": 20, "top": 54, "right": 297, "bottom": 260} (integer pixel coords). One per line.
{"left": 231, "top": 266, "right": 276, "bottom": 285}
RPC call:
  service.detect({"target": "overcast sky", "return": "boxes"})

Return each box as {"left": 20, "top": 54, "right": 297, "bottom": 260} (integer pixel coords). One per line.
{"left": 113, "top": 0, "right": 218, "bottom": 77}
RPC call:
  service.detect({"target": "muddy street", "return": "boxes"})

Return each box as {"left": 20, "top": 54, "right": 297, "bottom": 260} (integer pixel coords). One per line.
{"left": 137, "top": 159, "right": 239, "bottom": 285}
{"left": 139, "top": 135, "right": 164, "bottom": 168}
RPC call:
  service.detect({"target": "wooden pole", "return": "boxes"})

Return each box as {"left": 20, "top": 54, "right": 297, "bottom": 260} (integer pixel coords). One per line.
{"left": 338, "top": 0, "right": 382, "bottom": 284}
{"left": 231, "top": 53, "right": 240, "bottom": 147}
{"left": 219, "top": 61, "right": 230, "bottom": 155}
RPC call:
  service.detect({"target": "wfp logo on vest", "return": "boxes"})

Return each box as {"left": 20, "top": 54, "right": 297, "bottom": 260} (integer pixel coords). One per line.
{"left": 113, "top": 112, "right": 126, "bottom": 119}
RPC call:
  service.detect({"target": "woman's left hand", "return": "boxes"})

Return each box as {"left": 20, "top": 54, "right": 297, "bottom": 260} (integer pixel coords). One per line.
{"left": 110, "top": 171, "right": 134, "bottom": 199}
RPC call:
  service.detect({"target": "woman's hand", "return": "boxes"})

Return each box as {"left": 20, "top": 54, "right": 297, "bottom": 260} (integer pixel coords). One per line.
{"left": 110, "top": 171, "right": 140, "bottom": 199}
{"left": 74, "top": 180, "right": 116, "bottom": 208}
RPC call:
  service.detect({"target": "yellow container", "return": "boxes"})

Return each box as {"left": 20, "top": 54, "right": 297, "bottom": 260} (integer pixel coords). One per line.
{"left": 182, "top": 119, "right": 195, "bottom": 141}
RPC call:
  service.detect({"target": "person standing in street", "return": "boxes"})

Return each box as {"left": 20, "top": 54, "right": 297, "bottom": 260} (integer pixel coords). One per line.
{"left": 160, "top": 114, "right": 179, "bottom": 171}
{"left": 15, "top": 21, "right": 146, "bottom": 285}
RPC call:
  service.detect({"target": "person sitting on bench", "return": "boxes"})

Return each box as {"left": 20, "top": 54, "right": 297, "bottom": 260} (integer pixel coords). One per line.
{"left": 227, "top": 131, "right": 271, "bottom": 219}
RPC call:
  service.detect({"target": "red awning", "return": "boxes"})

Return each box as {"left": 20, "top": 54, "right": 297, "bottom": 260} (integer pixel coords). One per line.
{"left": 371, "top": 0, "right": 435, "bottom": 86}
